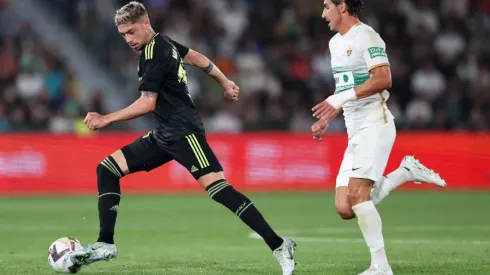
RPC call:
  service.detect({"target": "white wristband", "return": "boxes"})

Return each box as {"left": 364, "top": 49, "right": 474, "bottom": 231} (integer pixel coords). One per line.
{"left": 326, "top": 88, "right": 357, "bottom": 109}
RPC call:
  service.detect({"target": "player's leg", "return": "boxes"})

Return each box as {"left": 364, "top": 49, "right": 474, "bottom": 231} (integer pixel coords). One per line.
{"left": 96, "top": 150, "right": 126, "bottom": 245}
{"left": 349, "top": 178, "right": 392, "bottom": 275}
{"left": 98, "top": 132, "right": 171, "bottom": 244}
{"left": 72, "top": 131, "right": 172, "bottom": 265}
{"left": 171, "top": 133, "right": 296, "bottom": 275}
{"left": 335, "top": 142, "right": 356, "bottom": 220}
{"left": 335, "top": 134, "right": 413, "bottom": 218}
{"left": 369, "top": 119, "right": 446, "bottom": 205}
{"left": 349, "top": 121, "right": 396, "bottom": 275}
{"left": 370, "top": 155, "right": 447, "bottom": 205}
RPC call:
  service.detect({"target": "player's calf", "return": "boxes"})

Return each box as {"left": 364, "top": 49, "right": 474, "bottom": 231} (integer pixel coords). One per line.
{"left": 349, "top": 178, "right": 390, "bottom": 271}
{"left": 74, "top": 154, "right": 125, "bottom": 266}
{"left": 97, "top": 154, "right": 125, "bottom": 244}
{"left": 204, "top": 178, "right": 296, "bottom": 274}
{"left": 204, "top": 178, "right": 284, "bottom": 251}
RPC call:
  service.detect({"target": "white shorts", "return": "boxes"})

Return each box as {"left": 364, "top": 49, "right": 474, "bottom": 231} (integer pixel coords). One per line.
{"left": 336, "top": 120, "right": 396, "bottom": 188}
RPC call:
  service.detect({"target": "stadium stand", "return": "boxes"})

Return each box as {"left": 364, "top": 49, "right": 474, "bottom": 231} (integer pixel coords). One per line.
{"left": 3, "top": 0, "right": 490, "bottom": 132}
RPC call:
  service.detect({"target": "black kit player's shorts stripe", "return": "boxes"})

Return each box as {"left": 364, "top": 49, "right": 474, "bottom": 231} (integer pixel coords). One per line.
{"left": 145, "top": 39, "right": 155, "bottom": 60}
{"left": 185, "top": 134, "right": 209, "bottom": 169}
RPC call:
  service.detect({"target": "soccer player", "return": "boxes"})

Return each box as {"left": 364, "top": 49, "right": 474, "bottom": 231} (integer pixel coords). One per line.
{"left": 311, "top": 1, "right": 447, "bottom": 274}
{"left": 71, "top": 2, "right": 296, "bottom": 274}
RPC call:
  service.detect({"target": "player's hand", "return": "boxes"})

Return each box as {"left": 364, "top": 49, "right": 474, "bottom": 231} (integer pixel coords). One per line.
{"left": 312, "top": 119, "right": 328, "bottom": 142}
{"left": 84, "top": 112, "right": 110, "bottom": 131}
{"left": 223, "top": 80, "right": 239, "bottom": 102}
{"left": 312, "top": 99, "right": 337, "bottom": 121}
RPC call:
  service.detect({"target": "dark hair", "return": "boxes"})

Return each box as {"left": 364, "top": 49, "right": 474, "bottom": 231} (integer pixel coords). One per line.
{"left": 332, "top": 0, "right": 364, "bottom": 17}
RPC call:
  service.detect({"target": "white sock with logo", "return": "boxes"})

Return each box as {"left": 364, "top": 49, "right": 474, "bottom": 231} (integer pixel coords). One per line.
{"left": 352, "top": 200, "right": 389, "bottom": 268}
{"left": 371, "top": 168, "right": 413, "bottom": 205}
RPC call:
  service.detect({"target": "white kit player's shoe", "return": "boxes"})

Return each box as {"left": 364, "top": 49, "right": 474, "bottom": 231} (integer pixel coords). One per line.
{"left": 358, "top": 264, "right": 394, "bottom": 275}
{"left": 400, "top": 155, "right": 447, "bottom": 187}
{"left": 273, "top": 237, "right": 297, "bottom": 275}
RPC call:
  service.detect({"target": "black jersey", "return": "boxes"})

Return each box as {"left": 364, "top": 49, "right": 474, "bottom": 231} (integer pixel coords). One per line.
{"left": 138, "top": 33, "right": 205, "bottom": 144}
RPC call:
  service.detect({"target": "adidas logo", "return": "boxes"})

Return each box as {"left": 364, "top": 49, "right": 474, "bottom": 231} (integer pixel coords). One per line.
{"left": 190, "top": 165, "right": 199, "bottom": 172}
{"left": 110, "top": 205, "right": 119, "bottom": 212}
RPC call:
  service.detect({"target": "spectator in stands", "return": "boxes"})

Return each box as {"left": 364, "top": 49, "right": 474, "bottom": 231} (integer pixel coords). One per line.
{"left": 16, "top": 65, "right": 45, "bottom": 102}
{"left": 405, "top": 95, "right": 433, "bottom": 129}
{"left": 4, "top": 0, "right": 490, "bottom": 132}
{"left": 411, "top": 61, "right": 446, "bottom": 102}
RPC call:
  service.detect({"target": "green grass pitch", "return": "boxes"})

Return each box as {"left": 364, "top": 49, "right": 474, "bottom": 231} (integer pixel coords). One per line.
{"left": 0, "top": 192, "right": 489, "bottom": 274}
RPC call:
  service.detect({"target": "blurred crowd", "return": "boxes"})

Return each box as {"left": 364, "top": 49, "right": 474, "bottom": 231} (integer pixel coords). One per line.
{"left": 3, "top": 0, "right": 490, "bottom": 132}
{"left": 0, "top": 0, "right": 104, "bottom": 132}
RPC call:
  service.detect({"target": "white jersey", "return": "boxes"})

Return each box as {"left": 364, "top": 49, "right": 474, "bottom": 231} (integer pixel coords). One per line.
{"left": 329, "top": 22, "right": 394, "bottom": 137}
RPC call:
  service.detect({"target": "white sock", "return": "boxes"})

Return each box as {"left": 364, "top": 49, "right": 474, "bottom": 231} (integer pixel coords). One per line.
{"left": 352, "top": 201, "right": 389, "bottom": 268}
{"left": 371, "top": 167, "right": 413, "bottom": 205}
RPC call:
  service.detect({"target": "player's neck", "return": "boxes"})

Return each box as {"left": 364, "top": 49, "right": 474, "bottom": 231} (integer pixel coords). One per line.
{"left": 145, "top": 29, "right": 157, "bottom": 45}
{"left": 338, "top": 17, "right": 361, "bottom": 36}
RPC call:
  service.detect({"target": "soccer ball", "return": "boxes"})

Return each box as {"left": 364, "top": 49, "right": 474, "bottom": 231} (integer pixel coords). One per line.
{"left": 47, "top": 237, "right": 84, "bottom": 273}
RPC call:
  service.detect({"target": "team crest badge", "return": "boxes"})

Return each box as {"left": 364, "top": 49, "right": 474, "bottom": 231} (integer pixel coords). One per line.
{"left": 347, "top": 47, "right": 352, "bottom": 56}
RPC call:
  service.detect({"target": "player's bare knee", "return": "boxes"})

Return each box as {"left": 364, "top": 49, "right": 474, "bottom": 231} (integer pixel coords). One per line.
{"left": 97, "top": 151, "right": 127, "bottom": 180}
{"left": 335, "top": 187, "right": 354, "bottom": 219}
{"left": 110, "top": 150, "right": 129, "bottom": 175}
{"left": 347, "top": 188, "right": 371, "bottom": 206}
{"left": 347, "top": 179, "right": 373, "bottom": 206}
{"left": 197, "top": 172, "right": 224, "bottom": 189}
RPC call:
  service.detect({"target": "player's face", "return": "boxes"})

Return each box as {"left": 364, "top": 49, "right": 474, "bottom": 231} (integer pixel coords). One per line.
{"left": 118, "top": 21, "right": 149, "bottom": 51}
{"left": 322, "top": 0, "right": 342, "bottom": 31}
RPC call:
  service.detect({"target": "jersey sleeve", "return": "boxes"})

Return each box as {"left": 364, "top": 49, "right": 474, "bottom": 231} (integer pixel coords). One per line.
{"left": 359, "top": 29, "right": 390, "bottom": 71}
{"left": 138, "top": 47, "right": 170, "bottom": 93}
{"left": 166, "top": 36, "right": 189, "bottom": 58}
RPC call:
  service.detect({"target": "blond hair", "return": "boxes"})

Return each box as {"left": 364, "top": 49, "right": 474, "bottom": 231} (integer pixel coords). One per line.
{"left": 114, "top": 1, "right": 148, "bottom": 26}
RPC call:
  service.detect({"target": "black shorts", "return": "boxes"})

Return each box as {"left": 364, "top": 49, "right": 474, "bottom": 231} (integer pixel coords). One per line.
{"left": 120, "top": 132, "right": 223, "bottom": 179}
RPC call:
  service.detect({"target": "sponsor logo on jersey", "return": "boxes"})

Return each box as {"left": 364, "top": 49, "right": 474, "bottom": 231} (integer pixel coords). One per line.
{"left": 368, "top": 47, "right": 387, "bottom": 58}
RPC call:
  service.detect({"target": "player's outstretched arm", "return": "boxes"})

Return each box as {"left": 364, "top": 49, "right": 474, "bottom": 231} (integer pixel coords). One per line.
{"left": 183, "top": 49, "right": 239, "bottom": 102}
{"left": 84, "top": 91, "right": 157, "bottom": 131}
{"left": 104, "top": 91, "right": 157, "bottom": 123}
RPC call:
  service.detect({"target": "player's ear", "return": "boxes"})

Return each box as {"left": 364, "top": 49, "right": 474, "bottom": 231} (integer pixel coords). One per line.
{"left": 142, "top": 16, "right": 150, "bottom": 27}
{"left": 340, "top": 2, "right": 348, "bottom": 14}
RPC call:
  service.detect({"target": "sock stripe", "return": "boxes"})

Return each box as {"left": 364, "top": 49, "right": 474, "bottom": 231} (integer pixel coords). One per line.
{"left": 236, "top": 202, "right": 253, "bottom": 217}
{"left": 208, "top": 182, "right": 230, "bottom": 198}
{"left": 101, "top": 158, "right": 122, "bottom": 178}
{"left": 98, "top": 192, "right": 121, "bottom": 198}
{"left": 103, "top": 158, "right": 120, "bottom": 177}
{"left": 208, "top": 183, "right": 229, "bottom": 198}
{"left": 107, "top": 157, "right": 124, "bottom": 177}
{"left": 207, "top": 181, "right": 228, "bottom": 194}
{"left": 209, "top": 184, "right": 229, "bottom": 199}
{"left": 101, "top": 160, "right": 120, "bottom": 178}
